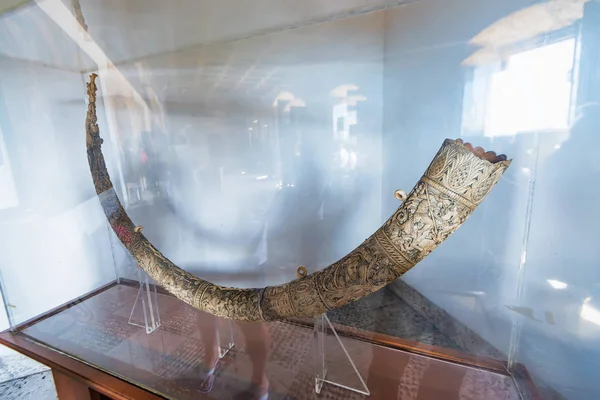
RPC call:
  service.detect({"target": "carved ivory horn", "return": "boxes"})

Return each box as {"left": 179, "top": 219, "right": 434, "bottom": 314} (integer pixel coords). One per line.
{"left": 85, "top": 74, "right": 511, "bottom": 321}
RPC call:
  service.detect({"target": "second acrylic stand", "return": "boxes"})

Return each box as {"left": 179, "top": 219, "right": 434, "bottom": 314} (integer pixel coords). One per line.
{"left": 128, "top": 267, "right": 161, "bottom": 333}
{"left": 314, "top": 313, "right": 370, "bottom": 396}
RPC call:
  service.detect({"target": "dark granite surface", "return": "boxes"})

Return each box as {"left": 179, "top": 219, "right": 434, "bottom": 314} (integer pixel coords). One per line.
{"left": 329, "top": 287, "right": 462, "bottom": 350}
{"left": 388, "top": 279, "right": 505, "bottom": 359}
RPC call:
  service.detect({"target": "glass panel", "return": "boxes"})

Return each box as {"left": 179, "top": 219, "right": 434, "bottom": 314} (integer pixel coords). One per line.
{"left": 101, "top": 8, "right": 386, "bottom": 289}
{"left": 22, "top": 284, "right": 519, "bottom": 399}
{"left": 514, "top": 2, "right": 600, "bottom": 399}
{"left": 377, "top": 0, "right": 541, "bottom": 363}
{"left": 0, "top": 56, "right": 117, "bottom": 327}
{"left": 1, "top": 1, "right": 598, "bottom": 399}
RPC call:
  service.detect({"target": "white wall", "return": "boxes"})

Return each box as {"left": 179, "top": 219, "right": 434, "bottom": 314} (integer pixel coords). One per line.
{"left": 0, "top": 57, "right": 118, "bottom": 327}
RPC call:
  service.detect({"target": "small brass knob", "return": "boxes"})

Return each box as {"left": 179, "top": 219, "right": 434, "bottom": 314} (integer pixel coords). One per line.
{"left": 394, "top": 189, "right": 407, "bottom": 201}
{"left": 296, "top": 266, "right": 308, "bottom": 279}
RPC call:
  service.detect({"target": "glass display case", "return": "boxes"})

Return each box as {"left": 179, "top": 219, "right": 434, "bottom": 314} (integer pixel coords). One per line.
{"left": 0, "top": 1, "right": 598, "bottom": 399}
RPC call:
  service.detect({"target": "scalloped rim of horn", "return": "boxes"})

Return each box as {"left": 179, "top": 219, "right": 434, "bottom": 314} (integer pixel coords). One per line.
{"left": 84, "top": 74, "right": 511, "bottom": 321}
{"left": 453, "top": 138, "right": 509, "bottom": 164}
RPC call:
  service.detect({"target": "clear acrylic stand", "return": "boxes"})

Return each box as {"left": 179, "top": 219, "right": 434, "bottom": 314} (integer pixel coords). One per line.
{"left": 128, "top": 268, "right": 161, "bottom": 334}
{"left": 216, "top": 318, "right": 236, "bottom": 359}
{"left": 314, "top": 314, "right": 370, "bottom": 396}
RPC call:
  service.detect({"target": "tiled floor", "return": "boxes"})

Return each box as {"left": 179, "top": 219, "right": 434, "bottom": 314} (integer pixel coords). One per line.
{"left": 0, "top": 345, "right": 57, "bottom": 400}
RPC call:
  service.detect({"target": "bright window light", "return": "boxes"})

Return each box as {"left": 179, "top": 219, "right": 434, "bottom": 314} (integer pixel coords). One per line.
{"left": 581, "top": 303, "right": 600, "bottom": 326}
{"left": 547, "top": 279, "right": 568, "bottom": 289}
{"left": 485, "top": 38, "right": 575, "bottom": 137}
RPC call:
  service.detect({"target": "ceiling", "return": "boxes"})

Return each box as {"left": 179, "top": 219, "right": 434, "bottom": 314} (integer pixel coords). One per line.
{"left": 0, "top": 1, "right": 93, "bottom": 71}
{"left": 110, "top": 13, "right": 385, "bottom": 134}
{"left": 2, "top": 0, "right": 585, "bottom": 127}
{"left": 0, "top": 0, "right": 387, "bottom": 133}
{"left": 464, "top": 0, "right": 589, "bottom": 66}
{"left": 0, "top": 0, "right": 407, "bottom": 72}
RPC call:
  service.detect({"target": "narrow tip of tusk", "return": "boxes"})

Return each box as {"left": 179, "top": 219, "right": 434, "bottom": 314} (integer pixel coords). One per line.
{"left": 134, "top": 226, "right": 144, "bottom": 233}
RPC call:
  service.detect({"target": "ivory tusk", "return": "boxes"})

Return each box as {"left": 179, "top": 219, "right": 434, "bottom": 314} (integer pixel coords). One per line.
{"left": 85, "top": 74, "right": 511, "bottom": 321}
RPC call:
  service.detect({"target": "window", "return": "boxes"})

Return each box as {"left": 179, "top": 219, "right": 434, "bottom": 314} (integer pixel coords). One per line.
{"left": 463, "top": 38, "right": 577, "bottom": 137}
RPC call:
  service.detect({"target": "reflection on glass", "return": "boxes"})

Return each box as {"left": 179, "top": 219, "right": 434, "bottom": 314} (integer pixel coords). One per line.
{"left": 1, "top": 0, "right": 600, "bottom": 399}
{"left": 580, "top": 298, "right": 600, "bottom": 326}
{"left": 463, "top": 38, "right": 576, "bottom": 137}
{"left": 547, "top": 279, "right": 568, "bottom": 290}
{"left": 486, "top": 38, "right": 575, "bottom": 136}
{"left": 0, "top": 126, "right": 18, "bottom": 209}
